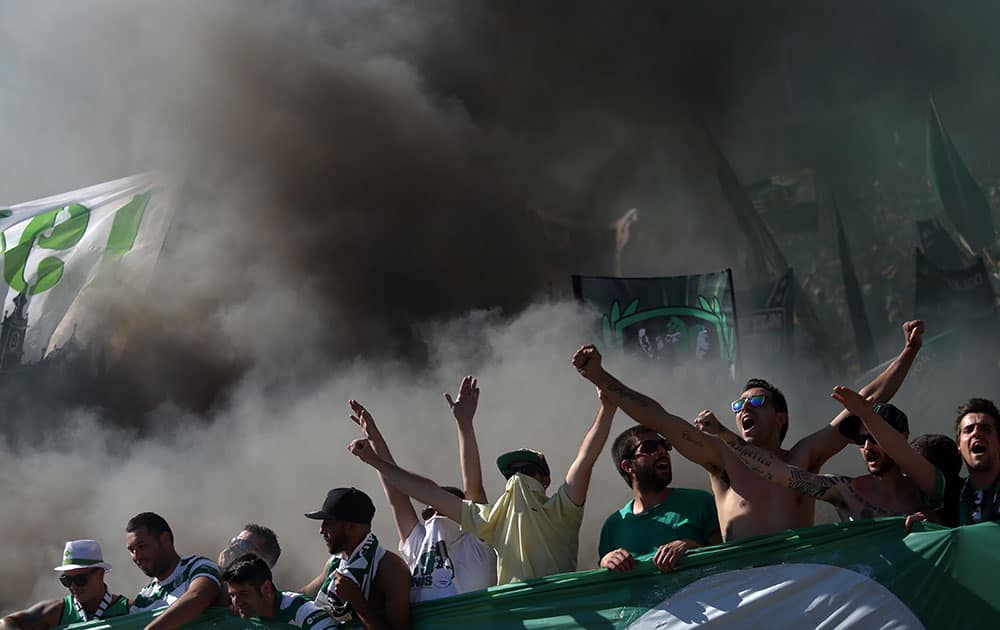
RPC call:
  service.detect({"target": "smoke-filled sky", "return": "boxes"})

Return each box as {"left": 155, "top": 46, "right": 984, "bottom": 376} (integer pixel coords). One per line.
{"left": 2, "top": 0, "right": 999, "bottom": 610}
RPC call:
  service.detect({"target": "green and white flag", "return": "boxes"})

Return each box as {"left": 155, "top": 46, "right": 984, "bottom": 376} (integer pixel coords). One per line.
{"left": 0, "top": 173, "right": 171, "bottom": 362}
{"left": 63, "top": 520, "right": 999, "bottom": 629}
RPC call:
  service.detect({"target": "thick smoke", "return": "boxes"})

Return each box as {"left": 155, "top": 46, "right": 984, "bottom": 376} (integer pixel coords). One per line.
{"left": 1, "top": 0, "right": 999, "bottom": 611}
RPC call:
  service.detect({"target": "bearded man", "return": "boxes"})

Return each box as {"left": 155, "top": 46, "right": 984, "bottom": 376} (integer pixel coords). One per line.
{"left": 598, "top": 426, "right": 720, "bottom": 573}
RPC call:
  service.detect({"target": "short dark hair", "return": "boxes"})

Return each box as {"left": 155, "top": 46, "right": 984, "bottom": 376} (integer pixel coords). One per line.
{"left": 242, "top": 524, "right": 281, "bottom": 567}
{"left": 222, "top": 554, "right": 272, "bottom": 588}
{"left": 610, "top": 426, "right": 660, "bottom": 487}
{"left": 126, "top": 513, "right": 173, "bottom": 540}
{"left": 954, "top": 398, "right": 1000, "bottom": 439}
{"left": 744, "top": 378, "right": 789, "bottom": 443}
{"left": 440, "top": 486, "right": 465, "bottom": 499}
{"left": 910, "top": 434, "right": 962, "bottom": 478}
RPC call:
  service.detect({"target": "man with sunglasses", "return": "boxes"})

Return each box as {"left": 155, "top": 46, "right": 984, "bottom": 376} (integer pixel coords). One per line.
{"left": 697, "top": 386, "right": 945, "bottom": 522}
{"left": 0, "top": 540, "right": 129, "bottom": 630}
{"left": 572, "top": 319, "right": 924, "bottom": 541}
{"left": 346, "top": 384, "right": 497, "bottom": 603}
{"left": 599, "top": 427, "right": 720, "bottom": 574}
{"left": 348, "top": 386, "right": 617, "bottom": 583}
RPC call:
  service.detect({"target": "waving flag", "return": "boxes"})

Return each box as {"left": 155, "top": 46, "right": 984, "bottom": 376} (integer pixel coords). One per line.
{"left": 0, "top": 173, "right": 171, "bottom": 363}
{"left": 927, "top": 98, "right": 997, "bottom": 252}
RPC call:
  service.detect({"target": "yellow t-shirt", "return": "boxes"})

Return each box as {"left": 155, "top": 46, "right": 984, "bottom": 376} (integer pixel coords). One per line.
{"left": 460, "top": 473, "right": 584, "bottom": 584}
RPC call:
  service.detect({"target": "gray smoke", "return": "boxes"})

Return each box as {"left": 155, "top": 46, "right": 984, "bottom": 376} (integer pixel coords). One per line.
{"left": 1, "top": 0, "right": 999, "bottom": 611}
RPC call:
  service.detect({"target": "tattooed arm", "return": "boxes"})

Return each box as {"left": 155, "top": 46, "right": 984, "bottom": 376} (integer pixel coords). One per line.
{"left": 572, "top": 345, "right": 724, "bottom": 474}
{"left": 695, "top": 413, "right": 848, "bottom": 506}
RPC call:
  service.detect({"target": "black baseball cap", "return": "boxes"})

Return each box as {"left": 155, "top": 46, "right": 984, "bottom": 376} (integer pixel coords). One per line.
{"left": 304, "top": 488, "right": 375, "bottom": 524}
{"left": 839, "top": 403, "right": 910, "bottom": 445}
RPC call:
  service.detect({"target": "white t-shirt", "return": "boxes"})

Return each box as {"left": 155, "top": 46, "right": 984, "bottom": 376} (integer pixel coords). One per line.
{"left": 398, "top": 515, "right": 497, "bottom": 603}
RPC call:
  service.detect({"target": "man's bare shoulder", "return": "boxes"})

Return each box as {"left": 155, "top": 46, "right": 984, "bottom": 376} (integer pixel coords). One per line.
{"left": 376, "top": 550, "right": 411, "bottom": 582}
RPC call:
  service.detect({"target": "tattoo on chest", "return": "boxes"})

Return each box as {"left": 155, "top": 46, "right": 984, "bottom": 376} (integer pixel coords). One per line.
{"left": 731, "top": 443, "right": 776, "bottom": 482}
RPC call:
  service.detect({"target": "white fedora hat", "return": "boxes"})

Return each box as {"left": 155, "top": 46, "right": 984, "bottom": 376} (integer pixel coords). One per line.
{"left": 53, "top": 540, "right": 112, "bottom": 572}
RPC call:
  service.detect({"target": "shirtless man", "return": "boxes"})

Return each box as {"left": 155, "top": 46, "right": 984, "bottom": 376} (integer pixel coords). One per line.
{"left": 696, "top": 386, "right": 943, "bottom": 521}
{"left": 571, "top": 319, "right": 923, "bottom": 541}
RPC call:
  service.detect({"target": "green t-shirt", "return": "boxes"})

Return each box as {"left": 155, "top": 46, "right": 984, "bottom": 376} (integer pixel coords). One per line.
{"left": 599, "top": 488, "right": 719, "bottom": 559}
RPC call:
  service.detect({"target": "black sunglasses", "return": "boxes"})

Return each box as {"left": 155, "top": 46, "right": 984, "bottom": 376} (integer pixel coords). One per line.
{"left": 59, "top": 571, "right": 96, "bottom": 588}
{"left": 633, "top": 438, "right": 670, "bottom": 457}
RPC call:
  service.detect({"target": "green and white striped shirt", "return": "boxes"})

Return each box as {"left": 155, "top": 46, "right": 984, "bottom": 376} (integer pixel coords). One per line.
{"left": 267, "top": 592, "right": 335, "bottom": 630}
{"left": 130, "top": 555, "right": 221, "bottom": 613}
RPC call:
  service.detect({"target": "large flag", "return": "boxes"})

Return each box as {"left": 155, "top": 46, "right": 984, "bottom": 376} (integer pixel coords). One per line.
{"left": 85, "top": 520, "right": 1000, "bottom": 629}
{"left": 572, "top": 270, "right": 738, "bottom": 375}
{"left": 835, "top": 208, "right": 877, "bottom": 368}
{"left": 746, "top": 168, "right": 819, "bottom": 232}
{"left": 916, "top": 217, "right": 967, "bottom": 270}
{"left": 914, "top": 248, "right": 996, "bottom": 328}
{"left": 927, "top": 97, "right": 997, "bottom": 252}
{"left": 0, "top": 173, "right": 171, "bottom": 363}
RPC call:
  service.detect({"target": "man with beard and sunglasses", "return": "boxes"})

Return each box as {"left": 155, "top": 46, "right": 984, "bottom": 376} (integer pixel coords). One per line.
{"left": 599, "top": 428, "right": 720, "bottom": 574}
{"left": 0, "top": 540, "right": 129, "bottom": 630}
{"left": 347, "top": 384, "right": 497, "bottom": 603}
{"left": 696, "top": 387, "right": 945, "bottom": 522}
{"left": 954, "top": 398, "right": 1000, "bottom": 525}
{"left": 572, "top": 320, "right": 924, "bottom": 541}
{"left": 348, "top": 386, "right": 617, "bottom": 583}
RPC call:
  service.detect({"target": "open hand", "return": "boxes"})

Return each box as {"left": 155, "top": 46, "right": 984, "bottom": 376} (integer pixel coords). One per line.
{"left": 349, "top": 400, "right": 387, "bottom": 449}
{"left": 830, "top": 386, "right": 873, "bottom": 418}
{"left": 572, "top": 345, "right": 603, "bottom": 381}
{"left": 902, "top": 320, "right": 924, "bottom": 351}
{"left": 599, "top": 548, "right": 635, "bottom": 572}
{"left": 445, "top": 376, "right": 479, "bottom": 425}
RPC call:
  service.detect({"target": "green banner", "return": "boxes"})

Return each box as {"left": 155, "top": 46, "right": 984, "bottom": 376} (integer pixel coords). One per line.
{"left": 572, "top": 271, "right": 738, "bottom": 374}
{"left": 63, "top": 520, "right": 999, "bottom": 629}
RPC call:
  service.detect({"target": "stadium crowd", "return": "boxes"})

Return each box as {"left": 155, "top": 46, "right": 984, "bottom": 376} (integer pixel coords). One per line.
{"left": 1, "top": 320, "right": 997, "bottom": 629}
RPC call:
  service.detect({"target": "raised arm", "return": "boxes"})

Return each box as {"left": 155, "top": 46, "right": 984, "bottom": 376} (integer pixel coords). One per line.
{"left": 793, "top": 320, "right": 925, "bottom": 469}
{"left": 349, "top": 439, "right": 463, "bottom": 523}
{"left": 144, "top": 576, "right": 219, "bottom": 630}
{"left": 564, "top": 388, "right": 618, "bottom": 506}
{"left": 831, "top": 386, "right": 940, "bottom": 500}
{"left": 572, "top": 345, "right": 723, "bottom": 474}
{"left": 348, "top": 400, "right": 419, "bottom": 543}
{"left": 446, "top": 376, "right": 487, "bottom": 503}
{"left": 694, "top": 413, "right": 848, "bottom": 506}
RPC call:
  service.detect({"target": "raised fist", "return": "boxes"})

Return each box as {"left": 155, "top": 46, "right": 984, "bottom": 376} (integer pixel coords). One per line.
{"left": 572, "top": 345, "right": 603, "bottom": 381}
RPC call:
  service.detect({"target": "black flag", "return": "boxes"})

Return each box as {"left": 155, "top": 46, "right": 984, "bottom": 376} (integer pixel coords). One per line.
{"left": 835, "top": 208, "right": 877, "bottom": 369}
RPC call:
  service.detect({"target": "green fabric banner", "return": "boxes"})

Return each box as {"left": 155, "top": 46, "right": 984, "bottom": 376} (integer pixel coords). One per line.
{"left": 63, "top": 520, "right": 1000, "bottom": 629}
